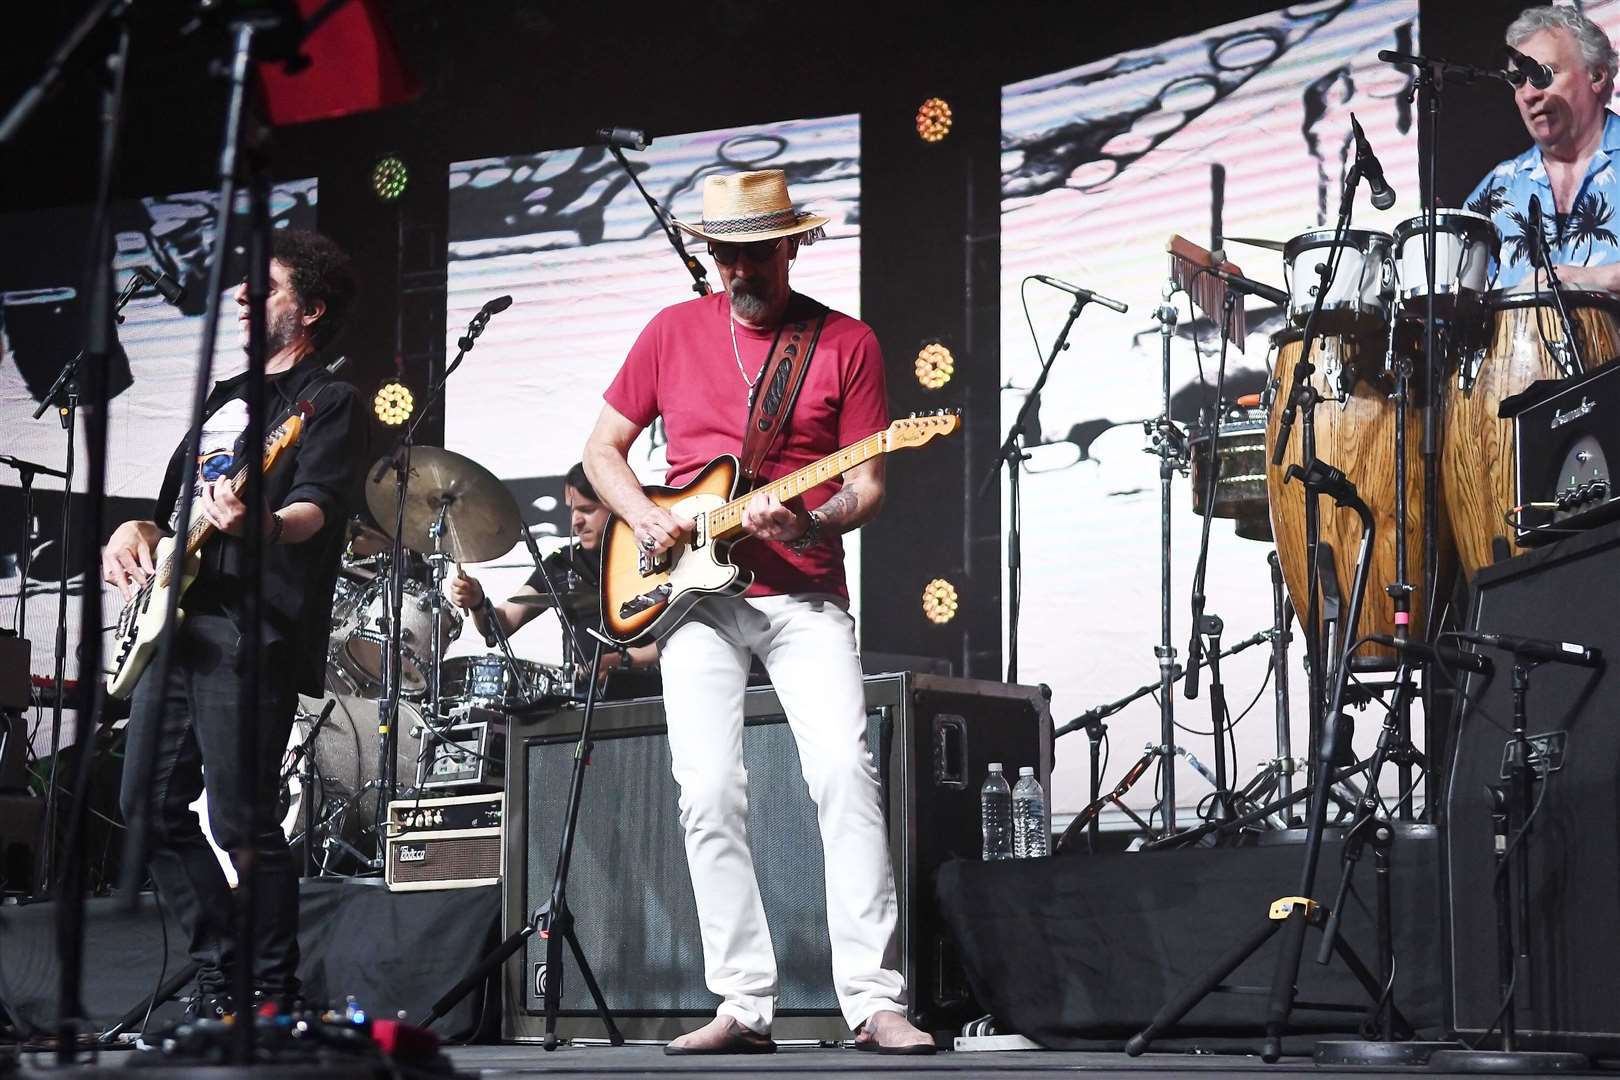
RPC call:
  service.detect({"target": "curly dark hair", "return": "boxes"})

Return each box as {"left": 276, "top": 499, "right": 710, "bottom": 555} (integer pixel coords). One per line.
{"left": 271, "top": 227, "right": 357, "bottom": 351}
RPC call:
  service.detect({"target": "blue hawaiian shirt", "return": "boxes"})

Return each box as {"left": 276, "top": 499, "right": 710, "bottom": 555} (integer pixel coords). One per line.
{"left": 1464, "top": 110, "right": 1620, "bottom": 290}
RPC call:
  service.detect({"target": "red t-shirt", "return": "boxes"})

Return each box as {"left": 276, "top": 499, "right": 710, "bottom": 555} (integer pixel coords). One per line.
{"left": 604, "top": 291, "right": 888, "bottom": 598}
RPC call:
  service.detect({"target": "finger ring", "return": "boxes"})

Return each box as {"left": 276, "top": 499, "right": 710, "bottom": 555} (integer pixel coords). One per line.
{"left": 641, "top": 536, "right": 655, "bottom": 550}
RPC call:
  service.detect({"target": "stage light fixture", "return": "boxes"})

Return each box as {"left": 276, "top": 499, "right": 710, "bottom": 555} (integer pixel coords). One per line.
{"left": 922, "top": 578, "right": 959, "bottom": 624}
{"left": 374, "top": 380, "right": 413, "bottom": 426}
{"left": 914, "top": 342, "right": 955, "bottom": 389}
{"left": 915, "top": 98, "right": 953, "bottom": 143}
{"left": 372, "top": 154, "right": 409, "bottom": 202}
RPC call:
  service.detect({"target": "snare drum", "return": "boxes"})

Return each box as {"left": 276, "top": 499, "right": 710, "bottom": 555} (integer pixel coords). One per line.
{"left": 1441, "top": 290, "right": 1620, "bottom": 577}
{"left": 1283, "top": 228, "right": 1393, "bottom": 333}
{"left": 1189, "top": 406, "right": 1272, "bottom": 541}
{"left": 1392, "top": 210, "right": 1497, "bottom": 316}
{"left": 441, "top": 654, "right": 574, "bottom": 709}
{"left": 329, "top": 577, "right": 462, "bottom": 696}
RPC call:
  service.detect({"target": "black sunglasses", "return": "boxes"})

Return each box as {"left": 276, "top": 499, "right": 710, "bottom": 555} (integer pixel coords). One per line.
{"left": 707, "top": 237, "right": 786, "bottom": 266}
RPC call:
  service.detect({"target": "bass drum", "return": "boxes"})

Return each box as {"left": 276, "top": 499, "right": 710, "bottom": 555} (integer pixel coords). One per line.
{"left": 1266, "top": 329, "right": 1453, "bottom": 663}
{"left": 1441, "top": 290, "right": 1620, "bottom": 579}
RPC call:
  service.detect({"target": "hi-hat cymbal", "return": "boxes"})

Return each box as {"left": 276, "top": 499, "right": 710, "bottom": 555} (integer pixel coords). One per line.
{"left": 345, "top": 518, "right": 393, "bottom": 558}
{"left": 1223, "top": 235, "right": 1287, "bottom": 252}
{"left": 364, "top": 447, "right": 520, "bottom": 563}
{"left": 509, "top": 581, "right": 594, "bottom": 611}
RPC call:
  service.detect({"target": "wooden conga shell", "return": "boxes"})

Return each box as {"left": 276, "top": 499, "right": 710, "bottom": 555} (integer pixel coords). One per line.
{"left": 1441, "top": 291, "right": 1620, "bottom": 580}
{"left": 1266, "top": 331, "right": 1449, "bottom": 661}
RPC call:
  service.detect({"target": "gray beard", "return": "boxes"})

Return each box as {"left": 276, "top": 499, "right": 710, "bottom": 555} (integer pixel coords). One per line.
{"left": 250, "top": 307, "right": 304, "bottom": 357}
{"left": 728, "top": 283, "right": 772, "bottom": 324}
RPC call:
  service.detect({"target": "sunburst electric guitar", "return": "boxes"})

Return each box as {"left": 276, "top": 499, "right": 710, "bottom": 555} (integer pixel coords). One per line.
{"left": 600, "top": 411, "right": 961, "bottom": 646}
{"left": 107, "top": 403, "right": 313, "bottom": 700}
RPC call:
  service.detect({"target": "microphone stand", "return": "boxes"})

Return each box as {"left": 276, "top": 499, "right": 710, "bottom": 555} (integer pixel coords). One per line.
{"left": 518, "top": 527, "right": 592, "bottom": 690}
{"left": 31, "top": 279, "right": 142, "bottom": 895}
{"left": 979, "top": 293, "right": 1090, "bottom": 685}
{"left": 1531, "top": 209, "right": 1586, "bottom": 377}
{"left": 1185, "top": 286, "right": 1238, "bottom": 822}
{"left": 604, "top": 143, "right": 711, "bottom": 297}
{"left": 371, "top": 301, "right": 504, "bottom": 845}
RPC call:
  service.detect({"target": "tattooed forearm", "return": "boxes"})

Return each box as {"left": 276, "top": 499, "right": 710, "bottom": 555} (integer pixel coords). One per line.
{"left": 814, "top": 478, "right": 882, "bottom": 534}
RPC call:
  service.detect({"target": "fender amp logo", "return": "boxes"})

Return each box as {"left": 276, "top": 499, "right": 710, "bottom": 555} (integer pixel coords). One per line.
{"left": 1552, "top": 397, "right": 1595, "bottom": 429}
{"left": 398, "top": 844, "right": 428, "bottom": 863}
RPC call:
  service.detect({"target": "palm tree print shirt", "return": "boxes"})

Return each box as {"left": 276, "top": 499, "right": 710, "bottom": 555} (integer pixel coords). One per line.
{"left": 1465, "top": 110, "right": 1620, "bottom": 291}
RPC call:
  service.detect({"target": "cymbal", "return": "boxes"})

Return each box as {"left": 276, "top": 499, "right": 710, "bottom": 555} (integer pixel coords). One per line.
{"left": 364, "top": 447, "right": 520, "bottom": 563}
{"left": 509, "top": 582, "right": 593, "bottom": 611}
{"left": 1223, "top": 235, "right": 1287, "bottom": 253}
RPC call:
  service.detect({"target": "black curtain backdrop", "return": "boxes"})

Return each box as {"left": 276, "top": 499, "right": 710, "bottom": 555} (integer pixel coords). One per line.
{"left": 0, "top": 0, "right": 1543, "bottom": 669}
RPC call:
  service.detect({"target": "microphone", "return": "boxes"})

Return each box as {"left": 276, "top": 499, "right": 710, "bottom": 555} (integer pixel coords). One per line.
{"left": 481, "top": 294, "right": 514, "bottom": 315}
{"left": 479, "top": 596, "right": 500, "bottom": 648}
{"left": 1349, "top": 113, "right": 1397, "bottom": 211}
{"left": 1202, "top": 262, "right": 1289, "bottom": 307}
{"left": 1454, "top": 631, "right": 1603, "bottom": 668}
{"left": 134, "top": 266, "right": 186, "bottom": 306}
{"left": 1365, "top": 634, "right": 1493, "bottom": 675}
{"left": 1506, "top": 46, "right": 1553, "bottom": 90}
{"left": 1528, "top": 194, "right": 1547, "bottom": 268}
{"left": 1031, "top": 274, "right": 1129, "bottom": 313}
{"left": 597, "top": 126, "right": 649, "bottom": 151}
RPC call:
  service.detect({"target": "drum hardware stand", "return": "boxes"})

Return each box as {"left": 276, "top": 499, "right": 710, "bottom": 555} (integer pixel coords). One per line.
{"left": 421, "top": 637, "right": 622, "bottom": 1049}
{"left": 370, "top": 298, "right": 509, "bottom": 848}
{"left": 1129, "top": 462, "right": 1421, "bottom": 1062}
{"left": 1387, "top": 321, "right": 1419, "bottom": 820}
{"left": 284, "top": 699, "right": 336, "bottom": 877}
{"left": 980, "top": 288, "right": 1096, "bottom": 686}
{"left": 1185, "top": 288, "right": 1239, "bottom": 822}
{"left": 1052, "top": 626, "right": 1273, "bottom": 852}
{"left": 1425, "top": 650, "right": 1591, "bottom": 1073}
{"left": 1268, "top": 551, "right": 1296, "bottom": 813}
{"left": 1150, "top": 282, "right": 1183, "bottom": 836}
{"left": 519, "top": 525, "right": 593, "bottom": 696}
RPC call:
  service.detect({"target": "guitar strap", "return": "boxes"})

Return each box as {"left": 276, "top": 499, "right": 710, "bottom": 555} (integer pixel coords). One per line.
{"left": 738, "top": 297, "right": 829, "bottom": 488}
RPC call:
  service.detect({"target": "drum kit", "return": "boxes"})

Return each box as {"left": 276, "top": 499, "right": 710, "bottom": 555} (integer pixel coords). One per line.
{"left": 286, "top": 446, "right": 588, "bottom": 874}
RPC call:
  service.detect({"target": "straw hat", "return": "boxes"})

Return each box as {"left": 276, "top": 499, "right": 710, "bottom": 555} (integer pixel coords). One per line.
{"left": 673, "top": 170, "right": 829, "bottom": 244}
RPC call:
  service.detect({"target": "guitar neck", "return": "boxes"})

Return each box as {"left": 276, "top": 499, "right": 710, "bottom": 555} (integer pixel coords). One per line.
{"left": 155, "top": 468, "right": 249, "bottom": 590}
{"left": 706, "top": 431, "right": 887, "bottom": 540}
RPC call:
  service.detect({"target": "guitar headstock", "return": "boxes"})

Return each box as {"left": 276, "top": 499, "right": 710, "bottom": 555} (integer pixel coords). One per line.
{"left": 884, "top": 409, "right": 962, "bottom": 451}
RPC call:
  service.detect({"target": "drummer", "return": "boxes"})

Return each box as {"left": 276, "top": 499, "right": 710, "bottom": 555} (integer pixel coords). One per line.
{"left": 447, "top": 462, "right": 659, "bottom": 677}
{"left": 1465, "top": 5, "right": 1620, "bottom": 292}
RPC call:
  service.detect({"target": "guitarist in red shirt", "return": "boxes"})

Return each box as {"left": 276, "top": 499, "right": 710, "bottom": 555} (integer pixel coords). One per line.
{"left": 583, "top": 170, "right": 934, "bottom": 1055}
{"left": 100, "top": 230, "right": 364, "bottom": 1018}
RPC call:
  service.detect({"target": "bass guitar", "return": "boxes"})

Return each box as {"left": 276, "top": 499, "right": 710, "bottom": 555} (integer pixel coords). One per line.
{"left": 107, "top": 402, "right": 313, "bottom": 699}
{"left": 600, "top": 411, "right": 960, "bottom": 646}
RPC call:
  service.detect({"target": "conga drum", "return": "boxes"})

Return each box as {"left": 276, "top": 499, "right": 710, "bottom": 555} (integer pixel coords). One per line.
{"left": 1266, "top": 330, "right": 1450, "bottom": 662}
{"left": 1441, "top": 290, "right": 1620, "bottom": 579}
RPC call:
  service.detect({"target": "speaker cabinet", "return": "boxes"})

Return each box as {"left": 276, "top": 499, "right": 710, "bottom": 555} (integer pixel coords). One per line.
{"left": 501, "top": 672, "right": 1051, "bottom": 1042}
{"left": 1445, "top": 520, "right": 1620, "bottom": 1054}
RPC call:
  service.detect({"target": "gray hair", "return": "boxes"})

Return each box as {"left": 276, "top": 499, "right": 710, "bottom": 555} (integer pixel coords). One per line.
{"left": 1507, "top": 4, "right": 1620, "bottom": 92}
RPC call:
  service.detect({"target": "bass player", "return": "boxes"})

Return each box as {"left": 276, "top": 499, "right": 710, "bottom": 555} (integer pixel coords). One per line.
{"left": 101, "top": 229, "right": 365, "bottom": 1018}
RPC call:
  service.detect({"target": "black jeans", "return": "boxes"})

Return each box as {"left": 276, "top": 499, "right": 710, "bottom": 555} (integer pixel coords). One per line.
{"left": 119, "top": 613, "right": 301, "bottom": 995}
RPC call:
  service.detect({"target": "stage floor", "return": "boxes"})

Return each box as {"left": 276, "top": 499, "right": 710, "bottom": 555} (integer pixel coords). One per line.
{"left": 435, "top": 1043, "right": 1508, "bottom": 1077}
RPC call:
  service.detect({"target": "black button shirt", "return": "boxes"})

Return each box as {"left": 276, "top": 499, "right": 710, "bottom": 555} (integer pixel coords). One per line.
{"left": 151, "top": 354, "right": 367, "bottom": 695}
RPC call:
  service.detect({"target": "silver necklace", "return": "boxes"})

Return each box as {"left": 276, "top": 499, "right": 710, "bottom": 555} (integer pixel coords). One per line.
{"left": 729, "top": 313, "right": 761, "bottom": 389}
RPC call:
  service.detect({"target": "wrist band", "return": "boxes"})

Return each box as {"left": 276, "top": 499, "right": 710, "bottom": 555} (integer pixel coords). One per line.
{"left": 787, "top": 508, "right": 824, "bottom": 553}
{"left": 267, "top": 512, "right": 284, "bottom": 545}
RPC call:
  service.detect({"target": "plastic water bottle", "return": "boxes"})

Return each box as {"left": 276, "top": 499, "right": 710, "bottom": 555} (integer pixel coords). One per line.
{"left": 980, "top": 763, "right": 1013, "bottom": 861}
{"left": 1012, "top": 767, "right": 1049, "bottom": 858}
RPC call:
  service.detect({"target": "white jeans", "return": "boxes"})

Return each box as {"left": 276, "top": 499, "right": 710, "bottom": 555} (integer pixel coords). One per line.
{"left": 659, "top": 592, "right": 905, "bottom": 1033}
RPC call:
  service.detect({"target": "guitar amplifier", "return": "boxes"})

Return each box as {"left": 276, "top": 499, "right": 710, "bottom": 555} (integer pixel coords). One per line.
{"left": 1503, "top": 361, "right": 1620, "bottom": 546}
{"left": 385, "top": 792, "right": 503, "bottom": 892}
